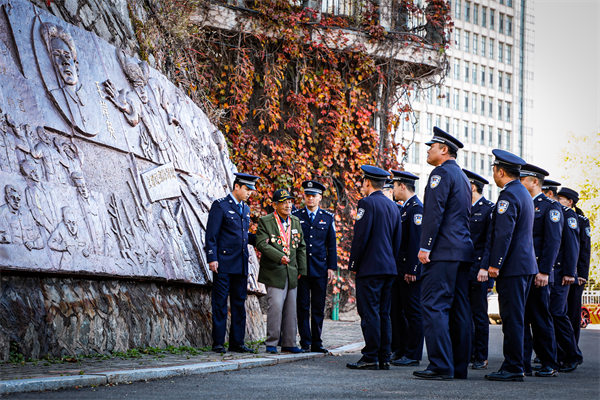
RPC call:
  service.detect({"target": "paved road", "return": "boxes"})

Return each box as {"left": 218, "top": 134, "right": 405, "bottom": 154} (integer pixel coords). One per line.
{"left": 7, "top": 326, "right": 599, "bottom": 399}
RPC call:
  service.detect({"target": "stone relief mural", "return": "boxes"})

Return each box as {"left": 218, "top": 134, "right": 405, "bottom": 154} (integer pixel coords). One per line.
{"left": 0, "top": 0, "right": 265, "bottom": 294}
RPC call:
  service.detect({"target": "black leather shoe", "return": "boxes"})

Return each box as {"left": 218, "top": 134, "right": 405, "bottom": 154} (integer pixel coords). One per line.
{"left": 532, "top": 364, "right": 542, "bottom": 371}
{"left": 413, "top": 370, "right": 453, "bottom": 380}
{"left": 212, "top": 345, "right": 226, "bottom": 353}
{"left": 301, "top": 346, "right": 310, "bottom": 353}
{"left": 533, "top": 357, "right": 541, "bottom": 364}
{"left": 346, "top": 358, "right": 378, "bottom": 370}
{"left": 559, "top": 362, "right": 578, "bottom": 373}
{"left": 390, "top": 351, "right": 402, "bottom": 362}
{"left": 229, "top": 344, "right": 257, "bottom": 354}
{"left": 472, "top": 360, "right": 488, "bottom": 370}
{"left": 379, "top": 362, "right": 391, "bottom": 370}
{"left": 310, "top": 345, "right": 329, "bottom": 354}
{"left": 484, "top": 370, "right": 524, "bottom": 382}
{"left": 535, "top": 366, "right": 558, "bottom": 377}
{"left": 391, "top": 356, "right": 420, "bottom": 367}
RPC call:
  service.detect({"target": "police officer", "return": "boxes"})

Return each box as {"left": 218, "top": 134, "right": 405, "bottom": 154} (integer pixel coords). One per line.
{"left": 293, "top": 180, "right": 337, "bottom": 353}
{"left": 389, "top": 170, "right": 424, "bottom": 367}
{"left": 414, "top": 127, "right": 474, "bottom": 380}
{"left": 480, "top": 150, "right": 537, "bottom": 382}
{"left": 519, "top": 164, "right": 561, "bottom": 377}
{"left": 463, "top": 169, "right": 494, "bottom": 371}
{"left": 205, "top": 173, "right": 260, "bottom": 354}
{"left": 382, "top": 179, "right": 395, "bottom": 201}
{"left": 568, "top": 203, "right": 591, "bottom": 346}
{"left": 553, "top": 187, "right": 584, "bottom": 371}
{"left": 541, "top": 179, "right": 561, "bottom": 199}
{"left": 346, "top": 166, "right": 401, "bottom": 370}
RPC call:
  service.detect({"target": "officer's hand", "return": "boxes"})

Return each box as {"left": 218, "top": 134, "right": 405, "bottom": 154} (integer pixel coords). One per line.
{"left": 281, "top": 256, "right": 290, "bottom": 265}
{"left": 562, "top": 276, "right": 575, "bottom": 285}
{"left": 327, "top": 269, "right": 336, "bottom": 283}
{"left": 209, "top": 261, "right": 219, "bottom": 273}
{"left": 578, "top": 277, "right": 587, "bottom": 286}
{"left": 488, "top": 267, "right": 500, "bottom": 279}
{"left": 477, "top": 269, "right": 489, "bottom": 282}
{"left": 534, "top": 273, "right": 549, "bottom": 288}
{"left": 418, "top": 250, "right": 430, "bottom": 264}
{"left": 405, "top": 274, "right": 416, "bottom": 283}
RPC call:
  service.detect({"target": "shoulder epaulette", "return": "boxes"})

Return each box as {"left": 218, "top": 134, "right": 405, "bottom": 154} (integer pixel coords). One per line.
{"left": 216, "top": 196, "right": 226, "bottom": 203}
{"left": 543, "top": 196, "right": 556, "bottom": 203}
{"left": 577, "top": 214, "right": 589, "bottom": 221}
{"left": 322, "top": 210, "right": 335, "bottom": 217}
{"left": 291, "top": 209, "right": 301, "bottom": 214}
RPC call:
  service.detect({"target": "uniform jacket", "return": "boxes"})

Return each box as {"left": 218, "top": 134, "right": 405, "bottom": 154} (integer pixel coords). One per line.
{"left": 256, "top": 213, "right": 307, "bottom": 289}
{"left": 576, "top": 214, "right": 591, "bottom": 281}
{"left": 419, "top": 159, "right": 474, "bottom": 262}
{"left": 292, "top": 207, "right": 337, "bottom": 277}
{"left": 349, "top": 190, "right": 401, "bottom": 278}
{"left": 397, "top": 195, "right": 423, "bottom": 279}
{"left": 554, "top": 206, "right": 580, "bottom": 281}
{"left": 468, "top": 196, "right": 494, "bottom": 282}
{"left": 482, "top": 179, "right": 537, "bottom": 277}
{"left": 205, "top": 194, "right": 253, "bottom": 275}
{"left": 532, "top": 193, "right": 563, "bottom": 283}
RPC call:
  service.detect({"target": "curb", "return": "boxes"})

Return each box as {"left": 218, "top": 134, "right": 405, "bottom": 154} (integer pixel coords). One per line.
{"left": 0, "top": 344, "right": 363, "bottom": 394}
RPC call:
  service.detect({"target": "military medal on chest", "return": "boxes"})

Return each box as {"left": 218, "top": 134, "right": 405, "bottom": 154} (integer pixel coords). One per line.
{"left": 275, "top": 213, "right": 291, "bottom": 256}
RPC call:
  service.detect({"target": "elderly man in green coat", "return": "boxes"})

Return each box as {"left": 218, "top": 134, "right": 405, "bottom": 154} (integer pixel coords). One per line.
{"left": 257, "top": 189, "right": 307, "bottom": 354}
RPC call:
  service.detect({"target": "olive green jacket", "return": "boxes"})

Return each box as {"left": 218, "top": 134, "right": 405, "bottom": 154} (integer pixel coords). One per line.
{"left": 256, "top": 213, "right": 307, "bottom": 289}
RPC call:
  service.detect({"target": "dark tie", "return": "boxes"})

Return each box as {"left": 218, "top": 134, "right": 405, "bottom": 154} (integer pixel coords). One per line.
{"left": 238, "top": 203, "right": 243, "bottom": 215}
{"left": 309, "top": 212, "right": 314, "bottom": 222}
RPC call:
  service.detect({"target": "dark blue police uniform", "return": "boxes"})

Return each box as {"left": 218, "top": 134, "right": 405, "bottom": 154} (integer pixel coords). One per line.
{"left": 463, "top": 169, "right": 494, "bottom": 367}
{"left": 205, "top": 173, "right": 258, "bottom": 351}
{"left": 416, "top": 128, "right": 474, "bottom": 380}
{"left": 293, "top": 180, "right": 337, "bottom": 351}
{"left": 552, "top": 188, "right": 583, "bottom": 367}
{"left": 568, "top": 212, "right": 591, "bottom": 344}
{"left": 347, "top": 166, "right": 401, "bottom": 369}
{"left": 483, "top": 150, "right": 537, "bottom": 380}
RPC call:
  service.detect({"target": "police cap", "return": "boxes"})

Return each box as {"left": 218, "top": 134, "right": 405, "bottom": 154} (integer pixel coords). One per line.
{"left": 272, "top": 188, "right": 295, "bottom": 202}
{"left": 520, "top": 163, "right": 549, "bottom": 180}
{"left": 390, "top": 170, "right": 419, "bottom": 185}
{"left": 361, "top": 165, "right": 390, "bottom": 181}
{"left": 557, "top": 187, "right": 579, "bottom": 205}
{"left": 302, "top": 180, "right": 326, "bottom": 195}
{"left": 233, "top": 173, "right": 260, "bottom": 190}
{"left": 542, "top": 179, "right": 561, "bottom": 191}
{"left": 425, "top": 127, "right": 464, "bottom": 152}
{"left": 491, "top": 149, "right": 526, "bottom": 169}
{"left": 462, "top": 168, "right": 489, "bottom": 185}
{"left": 383, "top": 179, "right": 394, "bottom": 190}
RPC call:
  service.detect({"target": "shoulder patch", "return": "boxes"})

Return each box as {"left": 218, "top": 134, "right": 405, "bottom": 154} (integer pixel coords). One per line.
{"left": 413, "top": 214, "right": 423, "bottom": 225}
{"left": 216, "top": 197, "right": 226, "bottom": 203}
{"left": 430, "top": 175, "right": 441, "bottom": 189}
{"left": 549, "top": 209, "right": 561, "bottom": 223}
{"left": 567, "top": 217, "right": 578, "bottom": 229}
{"left": 356, "top": 208, "right": 365, "bottom": 220}
{"left": 497, "top": 200, "right": 510, "bottom": 214}
{"left": 585, "top": 226, "right": 591, "bottom": 237}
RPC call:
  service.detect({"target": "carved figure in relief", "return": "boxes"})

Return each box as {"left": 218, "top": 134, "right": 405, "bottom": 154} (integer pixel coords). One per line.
{"left": 71, "top": 172, "right": 114, "bottom": 258}
{"left": 32, "top": 126, "right": 68, "bottom": 184}
{"left": 0, "top": 119, "right": 13, "bottom": 171}
{"left": 0, "top": 184, "right": 44, "bottom": 250}
{"left": 20, "top": 159, "right": 58, "bottom": 234}
{"left": 39, "top": 22, "right": 99, "bottom": 137}
{"left": 158, "top": 200, "right": 194, "bottom": 281}
{"left": 48, "top": 206, "right": 90, "bottom": 270}
{"left": 2, "top": 114, "right": 26, "bottom": 172}
{"left": 55, "top": 139, "right": 83, "bottom": 181}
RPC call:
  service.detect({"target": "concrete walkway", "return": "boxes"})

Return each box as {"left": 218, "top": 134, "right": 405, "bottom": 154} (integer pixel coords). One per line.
{"left": 0, "top": 319, "right": 364, "bottom": 395}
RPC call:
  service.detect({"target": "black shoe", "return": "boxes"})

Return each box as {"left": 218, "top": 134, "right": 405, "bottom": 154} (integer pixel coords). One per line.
{"left": 533, "top": 357, "right": 541, "bottom": 364}
{"left": 379, "top": 361, "right": 391, "bottom": 370}
{"left": 559, "top": 362, "right": 578, "bottom": 373}
{"left": 390, "top": 351, "right": 403, "bottom": 362}
{"left": 484, "top": 370, "right": 525, "bottom": 382}
{"left": 472, "top": 360, "right": 488, "bottom": 370}
{"left": 310, "top": 345, "right": 329, "bottom": 354}
{"left": 391, "top": 356, "right": 420, "bottom": 367}
{"left": 346, "top": 358, "right": 379, "bottom": 370}
{"left": 301, "top": 346, "right": 310, "bottom": 352}
{"left": 535, "top": 366, "right": 558, "bottom": 377}
{"left": 413, "top": 370, "right": 453, "bottom": 380}
{"left": 525, "top": 371, "right": 532, "bottom": 377}
{"left": 229, "top": 344, "right": 257, "bottom": 354}
{"left": 212, "top": 345, "right": 227, "bottom": 353}
{"left": 532, "top": 364, "right": 542, "bottom": 371}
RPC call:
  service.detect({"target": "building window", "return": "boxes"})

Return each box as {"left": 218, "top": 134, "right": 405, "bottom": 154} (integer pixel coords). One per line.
{"left": 471, "top": 123, "right": 477, "bottom": 142}
{"left": 506, "top": 103, "right": 511, "bottom": 122}
{"left": 411, "top": 143, "right": 420, "bottom": 164}
{"left": 464, "top": 91, "right": 469, "bottom": 112}
{"left": 506, "top": 74, "right": 512, "bottom": 93}
{"left": 453, "top": 119, "right": 459, "bottom": 136}
{"left": 473, "top": 34, "right": 478, "bottom": 55}
{"left": 472, "top": 153, "right": 477, "bottom": 171}
{"left": 427, "top": 113, "right": 433, "bottom": 132}
{"left": 489, "top": 97, "right": 493, "bottom": 118}
{"left": 474, "top": 4, "right": 479, "bottom": 25}
{"left": 415, "top": 111, "right": 421, "bottom": 133}
{"left": 481, "top": 37, "right": 486, "bottom": 57}
{"left": 445, "top": 87, "right": 451, "bottom": 107}
{"left": 455, "top": 0, "right": 461, "bottom": 19}
{"left": 463, "top": 151, "right": 469, "bottom": 167}
{"left": 480, "top": 126, "right": 485, "bottom": 145}
{"left": 464, "top": 31, "right": 470, "bottom": 52}
{"left": 499, "top": 14, "right": 504, "bottom": 34}
{"left": 455, "top": 29, "right": 461, "bottom": 49}
{"left": 500, "top": 0, "right": 504, "bottom": 5}
{"left": 498, "top": 71, "right": 503, "bottom": 91}
{"left": 498, "top": 100, "right": 503, "bottom": 120}
{"left": 454, "top": 90, "right": 460, "bottom": 110}
{"left": 482, "top": 7, "right": 487, "bottom": 27}
{"left": 505, "top": 131, "right": 511, "bottom": 151}
{"left": 464, "top": 62, "right": 470, "bottom": 82}
{"left": 454, "top": 59, "right": 460, "bottom": 79}
{"left": 403, "top": 116, "right": 410, "bottom": 131}
{"left": 506, "top": 45, "right": 512, "bottom": 65}
{"left": 480, "top": 95, "right": 486, "bottom": 114}
{"left": 436, "top": 87, "right": 442, "bottom": 106}
{"left": 465, "top": 1, "right": 471, "bottom": 22}
{"left": 464, "top": 121, "right": 469, "bottom": 141}
{"left": 507, "top": 16, "right": 513, "bottom": 36}
{"left": 489, "top": 39, "right": 494, "bottom": 59}
{"left": 488, "top": 126, "right": 493, "bottom": 146}
{"left": 490, "top": 9, "right": 495, "bottom": 30}
{"left": 489, "top": 68, "right": 494, "bottom": 88}
{"left": 445, "top": 116, "right": 450, "bottom": 132}
{"left": 427, "top": 87, "right": 434, "bottom": 104}
{"left": 436, "top": 114, "right": 442, "bottom": 128}
{"left": 472, "top": 93, "right": 477, "bottom": 114}
{"left": 498, "top": 43, "right": 504, "bottom": 63}
{"left": 498, "top": 129, "right": 503, "bottom": 147}
{"left": 480, "top": 155, "right": 485, "bottom": 174}
{"left": 472, "top": 64, "right": 478, "bottom": 85}
{"left": 481, "top": 66, "right": 486, "bottom": 86}
{"left": 507, "top": 0, "right": 513, "bottom": 7}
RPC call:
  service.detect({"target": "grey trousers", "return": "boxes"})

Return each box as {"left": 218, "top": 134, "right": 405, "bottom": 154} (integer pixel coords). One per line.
{"left": 265, "top": 278, "right": 298, "bottom": 347}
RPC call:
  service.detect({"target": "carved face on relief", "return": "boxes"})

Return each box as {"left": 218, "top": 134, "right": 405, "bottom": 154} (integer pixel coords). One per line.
{"left": 50, "top": 37, "right": 79, "bottom": 87}
{"left": 63, "top": 209, "right": 78, "bottom": 236}
{"left": 74, "top": 179, "right": 90, "bottom": 199}
{"left": 37, "top": 126, "right": 50, "bottom": 144}
{"left": 21, "top": 161, "right": 40, "bottom": 183}
{"left": 5, "top": 185, "right": 21, "bottom": 212}
{"left": 132, "top": 79, "right": 148, "bottom": 104}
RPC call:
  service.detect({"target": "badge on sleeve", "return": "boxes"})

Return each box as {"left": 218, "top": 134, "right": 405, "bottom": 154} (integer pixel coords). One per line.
{"left": 586, "top": 226, "right": 591, "bottom": 237}
{"left": 568, "top": 217, "right": 578, "bottom": 229}
{"left": 357, "top": 208, "right": 365, "bottom": 220}
{"left": 497, "top": 200, "right": 509, "bottom": 214}
{"left": 414, "top": 214, "right": 423, "bottom": 225}
{"left": 549, "top": 210, "right": 561, "bottom": 223}
{"left": 430, "top": 175, "right": 441, "bottom": 188}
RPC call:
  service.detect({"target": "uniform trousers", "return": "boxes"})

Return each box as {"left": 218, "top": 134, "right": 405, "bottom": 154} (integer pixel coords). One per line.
{"left": 567, "top": 283, "right": 585, "bottom": 345}
{"left": 212, "top": 272, "right": 247, "bottom": 347}
{"left": 390, "top": 277, "right": 408, "bottom": 356}
{"left": 421, "top": 261, "right": 471, "bottom": 379}
{"left": 297, "top": 275, "right": 328, "bottom": 348}
{"left": 391, "top": 278, "right": 423, "bottom": 360}
{"left": 550, "top": 283, "right": 583, "bottom": 364}
{"left": 496, "top": 274, "right": 533, "bottom": 373}
{"left": 356, "top": 275, "right": 395, "bottom": 363}
{"left": 468, "top": 280, "right": 490, "bottom": 363}
{"left": 524, "top": 284, "right": 558, "bottom": 371}
{"left": 265, "top": 278, "right": 298, "bottom": 347}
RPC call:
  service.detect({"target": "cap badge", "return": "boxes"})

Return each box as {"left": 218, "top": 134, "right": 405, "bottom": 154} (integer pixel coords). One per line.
{"left": 307, "top": 182, "right": 313, "bottom": 188}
